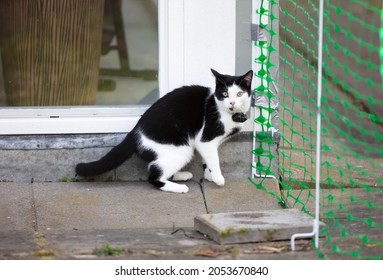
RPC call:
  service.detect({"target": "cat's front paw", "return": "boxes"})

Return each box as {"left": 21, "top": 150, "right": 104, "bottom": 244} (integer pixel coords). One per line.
{"left": 212, "top": 173, "right": 225, "bottom": 186}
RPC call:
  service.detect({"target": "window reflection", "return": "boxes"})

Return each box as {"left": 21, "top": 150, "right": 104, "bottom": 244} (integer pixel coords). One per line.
{"left": 0, "top": 0, "right": 158, "bottom": 107}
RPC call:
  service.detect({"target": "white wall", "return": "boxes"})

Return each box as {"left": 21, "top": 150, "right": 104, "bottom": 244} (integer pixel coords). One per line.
{"left": 184, "top": 0, "right": 236, "bottom": 88}
{"left": 160, "top": 0, "right": 237, "bottom": 94}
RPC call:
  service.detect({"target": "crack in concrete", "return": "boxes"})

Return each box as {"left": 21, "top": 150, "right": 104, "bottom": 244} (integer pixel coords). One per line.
{"left": 29, "top": 183, "right": 38, "bottom": 232}
{"left": 29, "top": 183, "right": 57, "bottom": 258}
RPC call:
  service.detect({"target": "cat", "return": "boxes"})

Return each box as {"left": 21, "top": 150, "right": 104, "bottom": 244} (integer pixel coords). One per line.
{"left": 75, "top": 69, "right": 253, "bottom": 193}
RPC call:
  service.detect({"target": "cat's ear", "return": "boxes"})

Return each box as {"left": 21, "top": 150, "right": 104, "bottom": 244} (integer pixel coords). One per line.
{"left": 211, "top": 68, "right": 226, "bottom": 87}
{"left": 239, "top": 70, "right": 253, "bottom": 88}
{"left": 211, "top": 68, "right": 220, "bottom": 77}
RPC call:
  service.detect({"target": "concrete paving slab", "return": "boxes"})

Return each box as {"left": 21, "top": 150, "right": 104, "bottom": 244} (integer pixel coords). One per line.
{"left": 194, "top": 209, "right": 322, "bottom": 244}
{"left": 0, "top": 231, "right": 40, "bottom": 257}
{"left": 41, "top": 228, "right": 211, "bottom": 258}
{"left": 0, "top": 183, "right": 34, "bottom": 231}
{"left": 0, "top": 183, "right": 38, "bottom": 254}
{"left": 202, "top": 179, "right": 282, "bottom": 214}
{"left": 32, "top": 181, "right": 206, "bottom": 232}
{"left": 3, "top": 228, "right": 319, "bottom": 260}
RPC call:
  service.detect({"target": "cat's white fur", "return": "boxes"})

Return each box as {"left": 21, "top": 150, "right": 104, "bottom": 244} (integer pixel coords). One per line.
{"left": 138, "top": 84, "right": 251, "bottom": 193}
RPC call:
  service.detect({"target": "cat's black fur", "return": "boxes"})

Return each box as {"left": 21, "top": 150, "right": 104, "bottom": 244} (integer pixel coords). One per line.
{"left": 76, "top": 69, "right": 253, "bottom": 193}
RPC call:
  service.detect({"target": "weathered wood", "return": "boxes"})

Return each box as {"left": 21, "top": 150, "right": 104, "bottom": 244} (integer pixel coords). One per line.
{"left": 0, "top": 0, "right": 105, "bottom": 106}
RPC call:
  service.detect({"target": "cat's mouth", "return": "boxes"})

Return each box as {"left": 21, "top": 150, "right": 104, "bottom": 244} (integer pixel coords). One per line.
{"left": 229, "top": 104, "right": 238, "bottom": 112}
{"left": 228, "top": 106, "right": 240, "bottom": 113}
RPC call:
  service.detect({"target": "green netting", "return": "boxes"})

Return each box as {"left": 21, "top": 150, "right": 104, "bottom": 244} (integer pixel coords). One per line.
{"left": 250, "top": 0, "right": 383, "bottom": 259}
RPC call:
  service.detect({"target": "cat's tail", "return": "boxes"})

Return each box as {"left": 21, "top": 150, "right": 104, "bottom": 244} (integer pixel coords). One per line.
{"left": 75, "top": 132, "right": 137, "bottom": 177}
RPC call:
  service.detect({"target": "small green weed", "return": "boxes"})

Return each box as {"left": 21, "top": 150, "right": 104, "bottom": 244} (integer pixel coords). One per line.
{"left": 92, "top": 242, "right": 122, "bottom": 256}
{"left": 58, "top": 176, "right": 80, "bottom": 182}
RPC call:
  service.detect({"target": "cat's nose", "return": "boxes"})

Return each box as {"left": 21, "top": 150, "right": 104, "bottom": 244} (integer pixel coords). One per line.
{"left": 230, "top": 101, "right": 236, "bottom": 107}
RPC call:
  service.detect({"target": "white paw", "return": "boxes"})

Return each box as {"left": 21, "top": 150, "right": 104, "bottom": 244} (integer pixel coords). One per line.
{"left": 176, "top": 184, "right": 189, "bottom": 193}
{"left": 212, "top": 173, "right": 225, "bottom": 186}
{"left": 160, "top": 181, "right": 189, "bottom": 193}
{"left": 204, "top": 168, "right": 213, "bottom": 182}
{"left": 172, "top": 171, "right": 193, "bottom": 181}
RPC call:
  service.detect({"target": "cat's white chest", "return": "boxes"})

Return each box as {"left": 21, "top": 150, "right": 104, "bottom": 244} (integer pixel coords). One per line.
{"left": 220, "top": 113, "right": 243, "bottom": 140}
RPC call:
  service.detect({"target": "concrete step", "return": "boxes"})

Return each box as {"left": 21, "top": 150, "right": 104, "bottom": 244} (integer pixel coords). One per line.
{"left": 0, "top": 132, "right": 278, "bottom": 183}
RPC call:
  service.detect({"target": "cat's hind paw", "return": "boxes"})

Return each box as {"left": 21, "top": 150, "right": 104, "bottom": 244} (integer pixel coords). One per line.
{"left": 172, "top": 171, "right": 193, "bottom": 181}
{"left": 160, "top": 181, "right": 189, "bottom": 193}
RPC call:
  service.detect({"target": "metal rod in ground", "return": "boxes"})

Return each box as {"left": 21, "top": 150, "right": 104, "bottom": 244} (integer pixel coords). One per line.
{"left": 291, "top": 0, "right": 324, "bottom": 251}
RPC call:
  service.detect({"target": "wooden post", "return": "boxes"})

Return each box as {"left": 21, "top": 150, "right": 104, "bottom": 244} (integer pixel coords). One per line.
{"left": 0, "top": 0, "right": 105, "bottom": 106}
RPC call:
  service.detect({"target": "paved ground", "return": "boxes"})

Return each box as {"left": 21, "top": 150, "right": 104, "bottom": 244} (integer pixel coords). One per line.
{"left": 0, "top": 179, "right": 319, "bottom": 259}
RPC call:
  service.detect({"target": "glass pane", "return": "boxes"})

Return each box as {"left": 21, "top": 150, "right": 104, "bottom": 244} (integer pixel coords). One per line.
{"left": 0, "top": 0, "right": 158, "bottom": 107}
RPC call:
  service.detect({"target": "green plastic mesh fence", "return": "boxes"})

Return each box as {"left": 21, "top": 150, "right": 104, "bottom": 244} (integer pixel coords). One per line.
{"left": 250, "top": 0, "right": 383, "bottom": 259}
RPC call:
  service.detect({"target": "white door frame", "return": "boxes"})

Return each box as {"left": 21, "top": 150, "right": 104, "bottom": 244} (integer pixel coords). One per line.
{"left": 158, "top": 0, "right": 185, "bottom": 95}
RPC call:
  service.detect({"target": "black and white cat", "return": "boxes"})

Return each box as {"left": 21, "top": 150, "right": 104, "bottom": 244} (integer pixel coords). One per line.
{"left": 76, "top": 69, "right": 253, "bottom": 193}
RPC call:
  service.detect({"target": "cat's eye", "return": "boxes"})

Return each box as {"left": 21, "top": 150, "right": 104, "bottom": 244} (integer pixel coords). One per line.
{"left": 222, "top": 92, "right": 229, "bottom": 97}
{"left": 237, "top": 91, "right": 244, "bottom": 97}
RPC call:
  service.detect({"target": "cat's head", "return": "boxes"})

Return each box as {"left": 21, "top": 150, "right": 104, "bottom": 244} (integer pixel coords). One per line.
{"left": 211, "top": 69, "right": 253, "bottom": 114}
